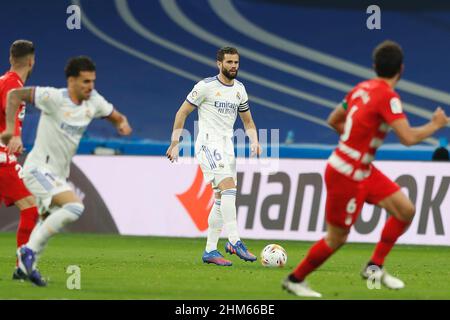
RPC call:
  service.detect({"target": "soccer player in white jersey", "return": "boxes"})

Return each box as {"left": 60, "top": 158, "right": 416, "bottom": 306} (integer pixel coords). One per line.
{"left": 166, "top": 47, "right": 261, "bottom": 266}
{"left": 1, "top": 56, "right": 132, "bottom": 286}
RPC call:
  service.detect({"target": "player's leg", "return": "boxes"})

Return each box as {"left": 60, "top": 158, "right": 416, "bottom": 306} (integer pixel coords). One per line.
{"left": 0, "top": 164, "right": 39, "bottom": 279}
{"left": 18, "top": 190, "right": 83, "bottom": 287}
{"left": 218, "top": 177, "right": 239, "bottom": 244}
{"left": 195, "top": 144, "right": 232, "bottom": 265}
{"left": 283, "top": 165, "right": 364, "bottom": 297}
{"left": 202, "top": 189, "right": 232, "bottom": 266}
{"left": 218, "top": 177, "right": 257, "bottom": 262}
{"left": 12, "top": 196, "right": 38, "bottom": 280}
{"left": 15, "top": 196, "right": 39, "bottom": 249}
{"left": 26, "top": 190, "right": 84, "bottom": 256}
{"left": 17, "top": 167, "right": 83, "bottom": 286}
{"left": 205, "top": 190, "right": 223, "bottom": 253}
{"left": 282, "top": 224, "right": 349, "bottom": 298}
{"left": 371, "top": 190, "right": 414, "bottom": 266}
{"left": 362, "top": 167, "right": 413, "bottom": 289}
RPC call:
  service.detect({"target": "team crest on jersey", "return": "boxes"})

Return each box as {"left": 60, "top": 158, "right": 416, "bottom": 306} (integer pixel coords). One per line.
{"left": 85, "top": 109, "right": 92, "bottom": 119}
{"left": 236, "top": 92, "right": 241, "bottom": 100}
{"left": 215, "top": 91, "right": 221, "bottom": 97}
{"left": 390, "top": 97, "right": 403, "bottom": 114}
{"left": 64, "top": 111, "right": 73, "bottom": 119}
{"left": 40, "top": 90, "right": 50, "bottom": 102}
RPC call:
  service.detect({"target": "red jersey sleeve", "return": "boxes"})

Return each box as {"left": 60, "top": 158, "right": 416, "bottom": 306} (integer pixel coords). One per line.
{"left": 2, "top": 79, "right": 24, "bottom": 136}
{"left": 378, "top": 92, "right": 406, "bottom": 124}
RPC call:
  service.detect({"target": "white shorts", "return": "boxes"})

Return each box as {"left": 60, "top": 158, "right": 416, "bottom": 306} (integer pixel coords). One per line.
{"left": 195, "top": 139, "right": 237, "bottom": 190}
{"left": 22, "top": 166, "right": 72, "bottom": 215}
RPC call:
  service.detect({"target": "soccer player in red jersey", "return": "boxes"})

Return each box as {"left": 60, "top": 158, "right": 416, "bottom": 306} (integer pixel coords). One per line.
{"left": 0, "top": 40, "right": 39, "bottom": 280}
{"left": 282, "top": 40, "right": 450, "bottom": 297}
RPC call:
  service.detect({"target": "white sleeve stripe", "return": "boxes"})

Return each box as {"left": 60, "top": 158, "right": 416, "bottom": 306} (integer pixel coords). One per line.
{"left": 186, "top": 98, "right": 199, "bottom": 108}
{"left": 102, "top": 107, "right": 115, "bottom": 119}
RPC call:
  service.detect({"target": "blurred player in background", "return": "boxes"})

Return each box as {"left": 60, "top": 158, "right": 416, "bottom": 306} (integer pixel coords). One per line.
{"left": 282, "top": 40, "right": 450, "bottom": 297}
{"left": 166, "top": 47, "right": 261, "bottom": 266}
{"left": 0, "top": 40, "right": 39, "bottom": 280}
{"left": 1, "top": 56, "right": 132, "bottom": 286}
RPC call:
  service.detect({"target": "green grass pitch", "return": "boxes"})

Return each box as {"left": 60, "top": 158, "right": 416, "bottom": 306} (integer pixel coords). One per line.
{"left": 0, "top": 232, "right": 449, "bottom": 299}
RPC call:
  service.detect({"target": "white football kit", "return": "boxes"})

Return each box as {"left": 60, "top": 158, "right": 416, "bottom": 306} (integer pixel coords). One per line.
{"left": 186, "top": 76, "right": 250, "bottom": 189}
{"left": 23, "top": 87, "right": 113, "bottom": 213}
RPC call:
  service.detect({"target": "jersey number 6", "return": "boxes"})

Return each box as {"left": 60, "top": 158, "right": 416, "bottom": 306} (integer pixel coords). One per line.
{"left": 341, "top": 106, "right": 358, "bottom": 142}
{"left": 213, "top": 149, "right": 222, "bottom": 161}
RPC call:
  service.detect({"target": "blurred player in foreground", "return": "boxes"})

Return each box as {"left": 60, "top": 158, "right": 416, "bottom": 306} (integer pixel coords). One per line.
{"left": 283, "top": 40, "right": 450, "bottom": 297}
{"left": 0, "top": 40, "right": 39, "bottom": 280}
{"left": 1, "top": 56, "right": 132, "bottom": 286}
{"left": 166, "top": 47, "right": 261, "bottom": 266}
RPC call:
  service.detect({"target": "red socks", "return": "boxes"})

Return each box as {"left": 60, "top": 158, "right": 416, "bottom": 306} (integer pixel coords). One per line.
{"left": 292, "top": 238, "right": 334, "bottom": 282}
{"left": 17, "top": 207, "right": 39, "bottom": 248}
{"left": 370, "top": 216, "right": 410, "bottom": 266}
{"left": 290, "top": 216, "right": 409, "bottom": 282}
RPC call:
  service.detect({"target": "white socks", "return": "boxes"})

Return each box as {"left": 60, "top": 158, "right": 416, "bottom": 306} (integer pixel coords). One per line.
{"left": 220, "top": 188, "right": 240, "bottom": 245}
{"left": 27, "top": 203, "right": 84, "bottom": 254}
{"left": 205, "top": 199, "right": 223, "bottom": 253}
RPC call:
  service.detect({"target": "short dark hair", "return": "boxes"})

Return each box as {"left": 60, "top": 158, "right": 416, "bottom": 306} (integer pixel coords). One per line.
{"left": 372, "top": 40, "right": 403, "bottom": 78}
{"left": 64, "top": 56, "right": 96, "bottom": 78}
{"left": 216, "top": 47, "right": 239, "bottom": 62}
{"left": 10, "top": 40, "right": 35, "bottom": 59}
{"left": 432, "top": 147, "right": 450, "bottom": 161}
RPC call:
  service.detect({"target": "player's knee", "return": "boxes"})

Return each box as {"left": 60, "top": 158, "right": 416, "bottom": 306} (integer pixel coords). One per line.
{"left": 62, "top": 202, "right": 85, "bottom": 222}
{"left": 15, "top": 195, "right": 36, "bottom": 210}
{"left": 218, "top": 177, "right": 236, "bottom": 191}
{"left": 325, "top": 231, "right": 348, "bottom": 250}
{"left": 401, "top": 202, "right": 415, "bottom": 222}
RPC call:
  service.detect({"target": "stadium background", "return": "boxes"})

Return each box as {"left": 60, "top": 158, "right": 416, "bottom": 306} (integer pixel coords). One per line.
{"left": 1, "top": 0, "right": 450, "bottom": 300}
{"left": 1, "top": 0, "right": 450, "bottom": 149}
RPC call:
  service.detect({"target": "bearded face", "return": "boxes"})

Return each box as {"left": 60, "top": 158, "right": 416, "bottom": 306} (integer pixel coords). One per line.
{"left": 218, "top": 53, "right": 239, "bottom": 80}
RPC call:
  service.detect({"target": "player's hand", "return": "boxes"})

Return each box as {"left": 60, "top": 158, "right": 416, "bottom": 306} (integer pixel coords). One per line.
{"left": 250, "top": 142, "right": 262, "bottom": 157}
{"left": 117, "top": 118, "right": 132, "bottom": 136}
{"left": 0, "top": 131, "right": 13, "bottom": 146}
{"left": 6, "top": 135, "right": 24, "bottom": 155}
{"left": 431, "top": 107, "right": 449, "bottom": 129}
{"left": 166, "top": 141, "right": 180, "bottom": 163}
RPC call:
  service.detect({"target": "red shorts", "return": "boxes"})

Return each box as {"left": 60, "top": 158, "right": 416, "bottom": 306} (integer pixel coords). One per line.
{"left": 325, "top": 164, "right": 400, "bottom": 229}
{"left": 0, "top": 163, "right": 32, "bottom": 207}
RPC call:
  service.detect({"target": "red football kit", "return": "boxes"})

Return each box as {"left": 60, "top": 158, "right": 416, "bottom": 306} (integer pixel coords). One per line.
{"left": 325, "top": 78, "right": 406, "bottom": 229}
{"left": 0, "top": 71, "right": 31, "bottom": 206}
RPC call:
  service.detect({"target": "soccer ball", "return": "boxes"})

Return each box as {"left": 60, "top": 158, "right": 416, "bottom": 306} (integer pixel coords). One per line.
{"left": 260, "top": 244, "right": 287, "bottom": 267}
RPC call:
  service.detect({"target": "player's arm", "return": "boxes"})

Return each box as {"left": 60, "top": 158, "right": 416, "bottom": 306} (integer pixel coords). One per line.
{"left": 327, "top": 102, "right": 347, "bottom": 135}
{"left": 390, "top": 107, "right": 449, "bottom": 146}
{"left": 166, "top": 100, "right": 196, "bottom": 162}
{"left": 1, "top": 87, "right": 34, "bottom": 153}
{"left": 239, "top": 110, "right": 262, "bottom": 156}
{"left": 105, "top": 109, "right": 132, "bottom": 136}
